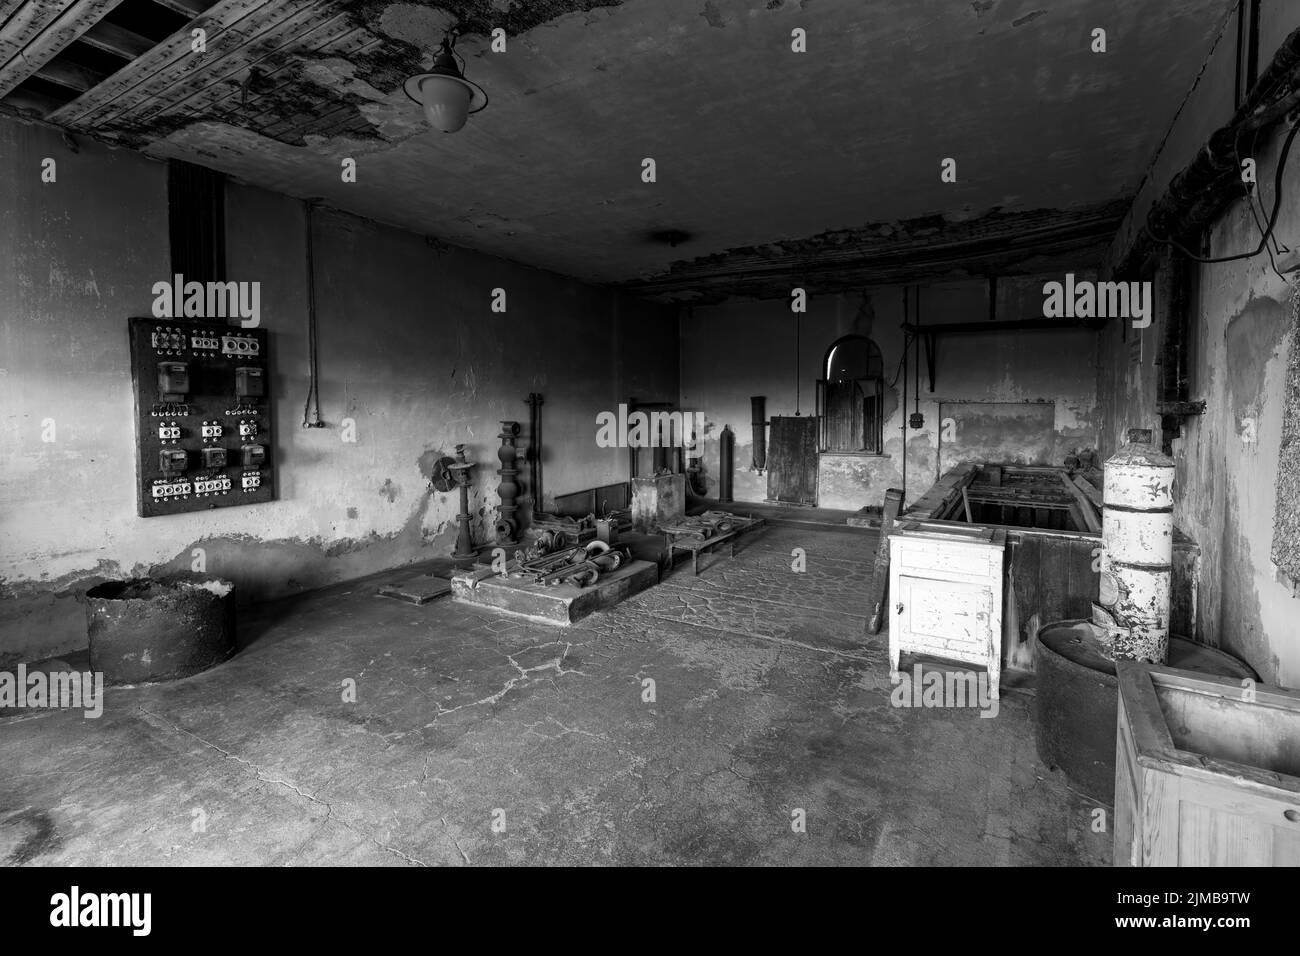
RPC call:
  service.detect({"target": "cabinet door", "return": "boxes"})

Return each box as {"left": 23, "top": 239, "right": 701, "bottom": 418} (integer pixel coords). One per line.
{"left": 896, "top": 575, "right": 993, "bottom": 659}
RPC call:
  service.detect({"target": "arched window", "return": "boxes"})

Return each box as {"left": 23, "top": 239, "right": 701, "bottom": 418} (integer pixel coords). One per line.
{"left": 817, "top": 335, "right": 884, "bottom": 454}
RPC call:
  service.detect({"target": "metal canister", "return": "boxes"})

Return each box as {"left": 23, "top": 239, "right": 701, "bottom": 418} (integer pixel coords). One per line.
{"left": 719, "top": 425, "right": 735, "bottom": 502}
{"left": 1101, "top": 432, "right": 1175, "bottom": 663}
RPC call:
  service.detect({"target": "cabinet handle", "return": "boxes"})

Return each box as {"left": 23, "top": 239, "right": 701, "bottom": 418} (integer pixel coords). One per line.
{"left": 1285, "top": 809, "right": 1300, "bottom": 823}
{"left": 895, "top": 602, "right": 904, "bottom": 615}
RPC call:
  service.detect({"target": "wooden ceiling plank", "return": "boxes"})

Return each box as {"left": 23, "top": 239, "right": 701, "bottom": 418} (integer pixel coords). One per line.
{"left": 78, "top": 19, "right": 155, "bottom": 58}
{"left": 86, "top": 0, "right": 336, "bottom": 128}
{"left": 0, "top": 0, "right": 125, "bottom": 99}
{"left": 258, "top": 99, "right": 350, "bottom": 140}
{"left": 204, "top": 24, "right": 374, "bottom": 124}
{"left": 0, "top": 1, "right": 74, "bottom": 69}
{"left": 236, "top": 33, "right": 382, "bottom": 129}
{"left": 121, "top": 8, "right": 355, "bottom": 127}
{"left": 0, "top": 0, "right": 32, "bottom": 24}
{"left": 47, "top": 0, "right": 292, "bottom": 126}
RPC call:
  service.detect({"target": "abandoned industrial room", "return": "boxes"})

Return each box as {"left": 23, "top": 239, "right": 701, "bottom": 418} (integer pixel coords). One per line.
{"left": 0, "top": 0, "right": 1299, "bottom": 878}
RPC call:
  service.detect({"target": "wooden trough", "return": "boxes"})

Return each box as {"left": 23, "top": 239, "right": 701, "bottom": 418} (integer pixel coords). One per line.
{"left": 1116, "top": 664, "right": 1300, "bottom": 867}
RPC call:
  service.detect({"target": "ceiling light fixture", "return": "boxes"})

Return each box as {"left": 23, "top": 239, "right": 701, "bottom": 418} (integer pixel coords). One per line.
{"left": 404, "top": 31, "right": 488, "bottom": 134}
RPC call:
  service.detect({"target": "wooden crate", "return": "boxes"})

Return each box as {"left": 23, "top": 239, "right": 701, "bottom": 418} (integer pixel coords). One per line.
{"left": 1115, "top": 663, "right": 1300, "bottom": 867}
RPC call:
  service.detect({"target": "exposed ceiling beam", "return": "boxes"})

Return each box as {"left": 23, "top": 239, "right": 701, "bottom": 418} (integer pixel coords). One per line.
{"left": 153, "top": 0, "right": 210, "bottom": 15}
{"left": 34, "top": 57, "right": 101, "bottom": 92}
{"left": 78, "top": 19, "right": 155, "bottom": 58}
{"left": 48, "top": 0, "right": 301, "bottom": 127}
{"left": 618, "top": 201, "right": 1130, "bottom": 303}
{"left": 0, "top": 0, "right": 127, "bottom": 99}
{"left": 0, "top": 85, "right": 62, "bottom": 115}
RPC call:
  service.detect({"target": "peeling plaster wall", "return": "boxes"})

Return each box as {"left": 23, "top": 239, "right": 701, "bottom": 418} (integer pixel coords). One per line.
{"left": 0, "top": 118, "right": 677, "bottom": 665}
{"left": 1098, "top": 19, "right": 1300, "bottom": 686}
{"left": 680, "top": 275, "right": 1100, "bottom": 511}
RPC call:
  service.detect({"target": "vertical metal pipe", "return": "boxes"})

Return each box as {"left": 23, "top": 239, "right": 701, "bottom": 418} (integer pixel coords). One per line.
{"left": 525, "top": 392, "right": 543, "bottom": 517}
{"left": 750, "top": 396, "right": 767, "bottom": 472}
{"left": 900, "top": 287, "right": 909, "bottom": 500}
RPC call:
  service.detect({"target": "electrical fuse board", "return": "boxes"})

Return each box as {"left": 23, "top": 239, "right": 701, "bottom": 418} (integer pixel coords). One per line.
{"left": 129, "top": 317, "right": 274, "bottom": 517}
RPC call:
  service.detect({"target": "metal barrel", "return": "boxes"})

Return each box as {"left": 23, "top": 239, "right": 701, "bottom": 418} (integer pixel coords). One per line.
{"left": 1101, "top": 434, "right": 1175, "bottom": 663}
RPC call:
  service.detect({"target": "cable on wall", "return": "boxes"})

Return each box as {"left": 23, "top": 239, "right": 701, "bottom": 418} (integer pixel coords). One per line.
{"left": 1145, "top": 117, "right": 1298, "bottom": 266}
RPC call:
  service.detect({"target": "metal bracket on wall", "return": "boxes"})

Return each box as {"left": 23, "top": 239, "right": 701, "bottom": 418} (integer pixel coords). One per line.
{"left": 1158, "top": 400, "right": 1207, "bottom": 453}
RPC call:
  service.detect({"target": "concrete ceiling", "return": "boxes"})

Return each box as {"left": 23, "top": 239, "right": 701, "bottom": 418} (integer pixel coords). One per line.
{"left": 1, "top": 0, "right": 1236, "bottom": 299}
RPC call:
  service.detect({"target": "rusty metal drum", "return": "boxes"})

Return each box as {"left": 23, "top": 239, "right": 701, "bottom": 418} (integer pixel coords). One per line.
{"left": 85, "top": 577, "right": 236, "bottom": 686}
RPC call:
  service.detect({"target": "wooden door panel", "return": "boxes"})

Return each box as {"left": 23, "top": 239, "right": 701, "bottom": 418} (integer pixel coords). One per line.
{"left": 767, "top": 416, "right": 818, "bottom": 504}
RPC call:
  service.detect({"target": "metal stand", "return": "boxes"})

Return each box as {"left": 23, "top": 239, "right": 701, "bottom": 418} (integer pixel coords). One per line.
{"left": 449, "top": 445, "right": 478, "bottom": 562}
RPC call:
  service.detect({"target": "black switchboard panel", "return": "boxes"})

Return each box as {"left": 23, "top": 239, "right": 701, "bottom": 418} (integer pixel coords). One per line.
{"left": 128, "top": 317, "right": 274, "bottom": 517}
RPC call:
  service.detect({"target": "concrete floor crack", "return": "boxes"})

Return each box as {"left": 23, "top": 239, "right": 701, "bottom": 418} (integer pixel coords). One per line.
{"left": 137, "top": 706, "right": 429, "bottom": 867}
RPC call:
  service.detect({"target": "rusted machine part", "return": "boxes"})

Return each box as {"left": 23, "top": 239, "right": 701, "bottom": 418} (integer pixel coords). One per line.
{"left": 535, "top": 541, "right": 626, "bottom": 587}
{"left": 718, "top": 425, "right": 735, "bottom": 502}
{"left": 495, "top": 421, "right": 522, "bottom": 546}
{"left": 510, "top": 545, "right": 583, "bottom": 578}
{"left": 750, "top": 397, "right": 767, "bottom": 473}
{"left": 515, "top": 528, "right": 564, "bottom": 562}
{"left": 1100, "top": 432, "right": 1175, "bottom": 664}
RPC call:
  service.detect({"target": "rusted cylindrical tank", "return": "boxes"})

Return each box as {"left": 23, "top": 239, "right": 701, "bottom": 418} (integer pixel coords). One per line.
{"left": 86, "top": 577, "right": 236, "bottom": 686}
{"left": 1036, "top": 621, "right": 1255, "bottom": 802}
{"left": 718, "top": 425, "right": 735, "bottom": 502}
{"left": 1101, "top": 435, "right": 1175, "bottom": 663}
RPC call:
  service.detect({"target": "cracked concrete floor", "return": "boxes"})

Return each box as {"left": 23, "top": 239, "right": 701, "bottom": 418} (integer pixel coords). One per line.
{"left": 0, "top": 524, "right": 1110, "bottom": 866}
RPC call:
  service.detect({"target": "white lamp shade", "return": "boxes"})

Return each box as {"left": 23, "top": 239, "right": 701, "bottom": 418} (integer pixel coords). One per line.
{"left": 417, "top": 76, "right": 472, "bottom": 133}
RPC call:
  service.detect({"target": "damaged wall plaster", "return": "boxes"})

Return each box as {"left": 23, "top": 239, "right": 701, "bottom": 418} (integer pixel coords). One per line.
{"left": 680, "top": 274, "right": 1101, "bottom": 511}
{"left": 0, "top": 118, "right": 677, "bottom": 665}
{"left": 1097, "top": 14, "right": 1300, "bottom": 687}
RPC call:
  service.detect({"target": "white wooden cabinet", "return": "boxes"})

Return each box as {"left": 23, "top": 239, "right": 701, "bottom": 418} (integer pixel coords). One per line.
{"left": 888, "top": 524, "right": 1006, "bottom": 699}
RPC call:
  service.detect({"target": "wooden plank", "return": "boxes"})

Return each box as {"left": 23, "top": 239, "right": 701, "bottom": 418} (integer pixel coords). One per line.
{"left": 0, "top": 1, "right": 69, "bottom": 69}
{"left": 47, "top": 0, "right": 278, "bottom": 126}
{"left": 1064, "top": 536, "right": 1099, "bottom": 619}
{"left": 145, "top": 15, "right": 363, "bottom": 130}
{"left": 93, "top": 0, "right": 332, "bottom": 128}
{"left": 865, "top": 488, "right": 904, "bottom": 635}
{"left": 1036, "top": 535, "right": 1072, "bottom": 624}
{"left": 1010, "top": 533, "right": 1042, "bottom": 659}
{"left": 1071, "top": 473, "right": 1103, "bottom": 508}
{"left": 1062, "top": 473, "right": 1101, "bottom": 532}
{"left": 120, "top": 4, "right": 353, "bottom": 128}
{"left": 78, "top": 19, "right": 154, "bottom": 58}
{"left": 0, "top": 0, "right": 124, "bottom": 98}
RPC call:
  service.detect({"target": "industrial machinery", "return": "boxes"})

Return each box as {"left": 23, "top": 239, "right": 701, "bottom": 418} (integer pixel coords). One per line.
{"left": 430, "top": 444, "right": 478, "bottom": 562}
